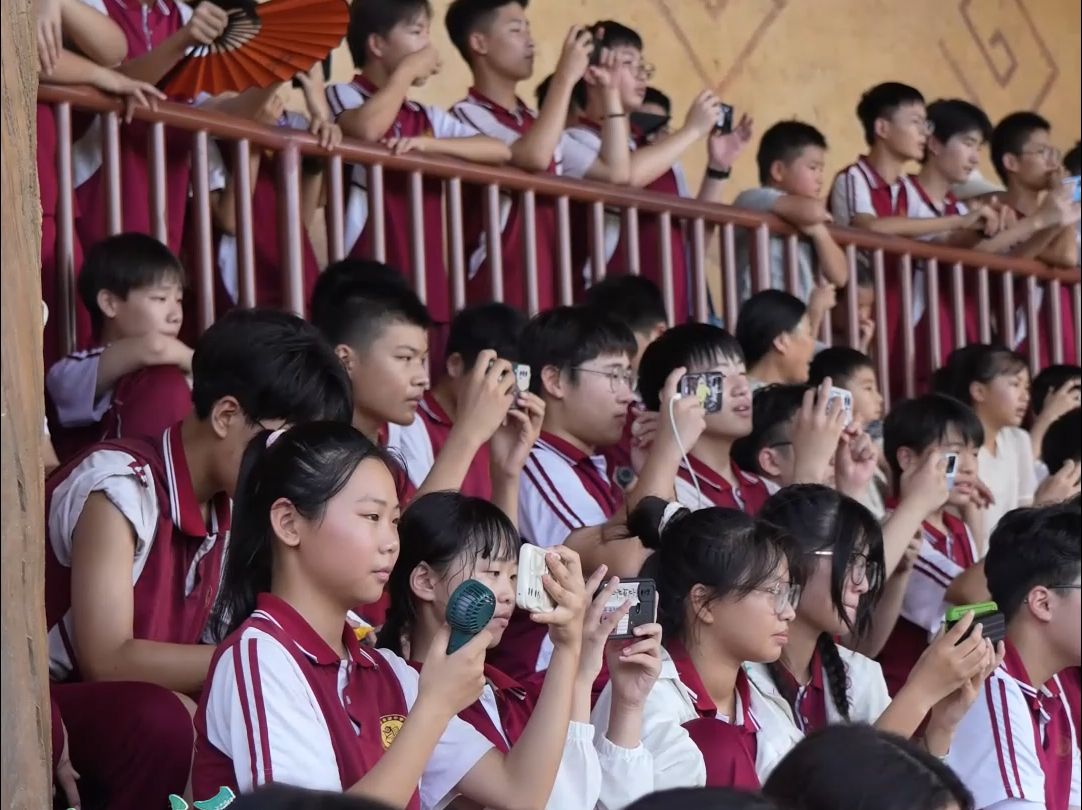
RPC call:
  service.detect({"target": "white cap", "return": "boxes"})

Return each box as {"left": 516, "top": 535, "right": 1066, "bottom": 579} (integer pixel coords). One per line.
{"left": 953, "top": 168, "right": 1006, "bottom": 201}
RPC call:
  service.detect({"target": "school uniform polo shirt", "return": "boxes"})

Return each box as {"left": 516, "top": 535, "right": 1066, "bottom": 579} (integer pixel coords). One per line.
{"left": 195, "top": 594, "right": 493, "bottom": 807}
{"left": 326, "top": 75, "right": 481, "bottom": 322}
{"left": 674, "top": 455, "right": 776, "bottom": 514}
{"left": 518, "top": 431, "right": 624, "bottom": 550}
{"left": 947, "top": 641, "right": 1081, "bottom": 810}
{"left": 46, "top": 423, "right": 230, "bottom": 681}
{"left": 451, "top": 89, "right": 562, "bottom": 312}
{"left": 388, "top": 391, "right": 493, "bottom": 500}
{"left": 878, "top": 511, "right": 979, "bottom": 695}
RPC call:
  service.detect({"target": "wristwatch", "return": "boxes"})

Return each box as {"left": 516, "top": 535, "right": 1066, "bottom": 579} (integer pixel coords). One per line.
{"left": 706, "top": 165, "right": 731, "bottom": 180}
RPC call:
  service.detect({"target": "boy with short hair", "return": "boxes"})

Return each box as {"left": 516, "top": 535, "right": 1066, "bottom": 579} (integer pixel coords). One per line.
{"left": 948, "top": 501, "right": 1081, "bottom": 809}
{"left": 1030, "top": 364, "right": 1081, "bottom": 470}
{"left": 311, "top": 266, "right": 517, "bottom": 501}
{"left": 326, "top": 0, "right": 511, "bottom": 324}
{"left": 583, "top": 274, "right": 668, "bottom": 371}
{"left": 389, "top": 301, "right": 544, "bottom": 520}
{"left": 636, "top": 323, "right": 773, "bottom": 513}
{"left": 736, "top": 290, "right": 818, "bottom": 388}
{"left": 734, "top": 120, "right": 848, "bottom": 304}
{"left": 1041, "top": 409, "right": 1081, "bottom": 483}
{"left": 563, "top": 20, "right": 752, "bottom": 319}
{"left": 877, "top": 394, "right": 991, "bottom": 695}
{"left": 47, "top": 233, "right": 194, "bottom": 461}
{"left": 992, "top": 111, "right": 1081, "bottom": 366}
{"left": 46, "top": 309, "right": 352, "bottom": 810}
{"left": 446, "top": 0, "right": 630, "bottom": 311}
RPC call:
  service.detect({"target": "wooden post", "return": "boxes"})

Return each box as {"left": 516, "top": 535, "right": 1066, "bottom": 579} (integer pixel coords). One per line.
{"left": 1, "top": 0, "right": 51, "bottom": 807}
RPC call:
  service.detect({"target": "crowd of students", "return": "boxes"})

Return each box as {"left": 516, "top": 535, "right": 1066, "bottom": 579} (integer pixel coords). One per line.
{"left": 30, "top": 0, "right": 1082, "bottom": 809}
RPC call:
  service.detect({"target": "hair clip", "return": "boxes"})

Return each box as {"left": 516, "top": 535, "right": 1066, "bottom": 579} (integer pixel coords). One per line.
{"left": 659, "top": 500, "right": 684, "bottom": 535}
{"left": 266, "top": 428, "right": 286, "bottom": 448}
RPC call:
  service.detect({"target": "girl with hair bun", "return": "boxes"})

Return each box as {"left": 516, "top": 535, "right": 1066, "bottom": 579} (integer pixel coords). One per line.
{"left": 590, "top": 497, "right": 806, "bottom": 806}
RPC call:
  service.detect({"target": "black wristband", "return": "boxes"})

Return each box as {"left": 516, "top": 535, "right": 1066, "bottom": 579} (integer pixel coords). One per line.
{"left": 706, "top": 166, "right": 731, "bottom": 180}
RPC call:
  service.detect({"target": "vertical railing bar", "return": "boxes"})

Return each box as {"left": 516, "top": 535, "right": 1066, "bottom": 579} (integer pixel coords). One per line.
{"left": 977, "top": 266, "right": 991, "bottom": 343}
{"left": 624, "top": 207, "right": 641, "bottom": 276}
{"left": 325, "top": 153, "right": 345, "bottom": 263}
{"left": 722, "top": 223, "right": 739, "bottom": 329}
{"left": 899, "top": 252, "right": 916, "bottom": 399}
{"left": 927, "top": 258, "right": 942, "bottom": 373}
{"left": 845, "top": 244, "right": 859, "bottom": 349}
{"left": 1048, "top": 279, "right": 1063, "bottom": 365}
{"left": 55, "top": 101, "right": 76, "bottom": 355}
{"left": 873, "top": 249, "right": 890, "bottom": 412}
{"left": 589, "top": 200, "right": 606, "bottom": 285}
{"left": 1025, "top": 275, "right": 1040, "bottom": 371}
{"left": 951, "top": 261, "right": 965, "bottom": 349}
{"left": 277, "top": 145, "right": 304, "bottom": 316}
{"left": 522, "top": 189, "right": 540, "bottom": 316}
{"left": 190, "top": 130, "right": 215, "bottom": 332}
{"left": 754, "top": 223, "right": 771, "bottom": 292}
{"left": 370, "top": 163, "right": 387, "bottom": 263}
{"left": 233, "top": 138, "right": 256, "bottom": 308}
{"left": 556, "top": 195, "right": 573, "bottom": 306}
{"left": 658, "top": 211, "right": 675, "bottom": 326}
{"left": 1000, "top": 272, "right": 1016, "bottom": 353}
{"left": 408, "top": 170, "right": 426, "bottom": 304}
{"left": 691, "top": 217, "right": 708, "bottom": 323}
{"left": 148, "top": 121, "right": 168, "bottom": 243}
{"left": 785, "top": 234, "right": 800, "bottom": 295}
{"left": 484, "top": 183, "right": 504, "bottom": 303}
{"left": 102, "top": 110, "right": 122, "bottom": 235}
{"left": 446, "top": 177, "right": 466, "bottom": 313}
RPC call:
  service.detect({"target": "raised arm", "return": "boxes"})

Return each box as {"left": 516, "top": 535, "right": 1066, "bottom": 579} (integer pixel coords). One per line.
{"left": 95, "top": 334, "right": 193, "bottom": 398}
{"left": 337, "top": 46, "right": 440, "bottom": 141}
{"left": 697, "top": 114, "right": 754, "bottom": 205}
{"left": 627, "top": 90, "right": 717, "bottom": 188}
{"left": 114, "top": 2, "right": 228, "bottom": 85}
{"left": 70, "top": 492, "right": 213, "bottom": 692}
{"left": 59, "top": 0, "right": 127, "bottom": 66}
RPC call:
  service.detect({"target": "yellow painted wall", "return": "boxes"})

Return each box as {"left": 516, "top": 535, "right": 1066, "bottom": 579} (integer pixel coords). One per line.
{"left": 323, "top": 0, "right": 1081, "bottom": 194}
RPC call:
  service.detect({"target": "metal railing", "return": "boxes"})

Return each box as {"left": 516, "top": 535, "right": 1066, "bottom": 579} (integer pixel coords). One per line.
{"left": 38, "top": 84, "right": 1081, "bottom": 408}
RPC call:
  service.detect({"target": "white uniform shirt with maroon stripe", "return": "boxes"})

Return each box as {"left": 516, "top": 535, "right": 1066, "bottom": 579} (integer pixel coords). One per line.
{"left": 902, "top": 514, "right": 980, "bottom": 636}
{"left": 947, "top": 643, "right": 1081, "bottom": 809}
{"left": 46, "top": 348, "right": 110, "bottom": 427}
{"left": 519, "top": 432, "right": 623, "bottom": 549}
{"left": 325, "top": 78, "right": 479, "bottom": 257}
{"left": 198, "top": 596, "right": 493, "bottom": 807}
{"left": 828, "top": 157, "right": 908, "bottom": 227}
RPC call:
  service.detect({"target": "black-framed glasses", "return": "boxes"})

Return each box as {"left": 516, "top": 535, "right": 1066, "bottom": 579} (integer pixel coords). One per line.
{"left": 1052, "top": 584, "right": 1082, "bottom": 591}
{"left": 754, "top": 581, "right": 802, "bottom": 615}
{"left": 572, "top": 366, "right": 637, "bottom": 393}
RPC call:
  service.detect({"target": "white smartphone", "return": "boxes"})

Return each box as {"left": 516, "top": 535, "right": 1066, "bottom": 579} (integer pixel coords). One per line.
{"left": 827, "top": 386, "right": 853, "bottom": 427}
{"left": 516, "top": 544, "right": 555, "bottom": 613}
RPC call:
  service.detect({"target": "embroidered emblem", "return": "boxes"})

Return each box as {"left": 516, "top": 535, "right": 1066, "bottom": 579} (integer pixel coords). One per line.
{"left": 380, "top": 714, "right": 406, "bottom": 750}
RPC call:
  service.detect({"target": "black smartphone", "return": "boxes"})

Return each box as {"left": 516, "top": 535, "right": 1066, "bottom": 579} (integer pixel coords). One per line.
{"left": 715, "top": 103, "right": 734, "bottom": 134}
{"left": 598, "top": 578, "right": 658, "bottom": 640}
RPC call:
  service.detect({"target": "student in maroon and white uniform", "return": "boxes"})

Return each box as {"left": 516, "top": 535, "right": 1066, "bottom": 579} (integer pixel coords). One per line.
{"left": 46, "top": 310, "right": 353, "bottom": 810}
{"left": 948, "top": 501, "right": 1082, "bottom": 810}
{"left": 70, "top": 0, "right": 229, "bottom": 255}
{"left": 563, "top": 22, "right": 752, "bottom": 319}
{"left": 877, "top": 394, "right": 992, "bottom": 695}
{"left": 195, "top": 423, "right": 587, "bottom": 810}
{"left": 751, "top": 485, "right": 998, "bottom": 755}
{"left": 991, "top": 112, "right": 1081, "bottom": 368}
{"left": 636, "top": 323, "right": 773, "bottom": 513}
{"left": 35, "top": 0, "right": 165, "bottom": 365}
{"left": 326, "top": 0, "right": 510, "bottom": 325}
{"left": 46, "top": 233, "right": 193, "bottom": 462}
{"left": 389, "top": 302, "right": 544, "bottom": 517}
{"left": 445, "top": 1, "right": 631, "bottom": 312}
{"left": 592, "top": 498, "right": 806, "bottom": 802}
{"left": 381, "top": 490, "right": 663, "bottom": 810}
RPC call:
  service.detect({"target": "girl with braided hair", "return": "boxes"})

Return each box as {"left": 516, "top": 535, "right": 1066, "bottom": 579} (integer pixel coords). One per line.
{"left": 751, "top": 484, "right": 1001, "bottom": 758}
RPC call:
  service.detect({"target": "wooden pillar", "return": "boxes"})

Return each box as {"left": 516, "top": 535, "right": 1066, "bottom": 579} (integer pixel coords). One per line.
{"left": 1, "top": 0, "right": 51, "bottom": 807}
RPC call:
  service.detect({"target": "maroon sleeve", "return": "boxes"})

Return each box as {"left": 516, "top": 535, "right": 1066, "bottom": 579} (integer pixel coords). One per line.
{"left": 104, "top": 365, "right": 193, "bottom": 442}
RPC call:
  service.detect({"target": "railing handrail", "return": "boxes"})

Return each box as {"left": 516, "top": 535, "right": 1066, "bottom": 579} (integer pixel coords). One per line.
{"left": 38, "top": 83, "right": 1079, "bottom": 284}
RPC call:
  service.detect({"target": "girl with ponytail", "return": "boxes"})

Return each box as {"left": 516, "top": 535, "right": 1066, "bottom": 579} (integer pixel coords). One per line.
{"left": 193, "top": 423, "right": 593, "bottom": 810}
{"left": 753, "top": 484, "right": 1002, "bottom": 758}
{"left": 590, "top": 497, "right": 806, "bottom": 802}
{"left": 381, "top": 490, "right": 663, "bottom": 810}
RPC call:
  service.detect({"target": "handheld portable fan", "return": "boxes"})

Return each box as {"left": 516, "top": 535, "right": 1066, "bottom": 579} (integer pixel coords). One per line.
{"left": 446, "top": 579, "right": 496, "bottom": 654}
{"left": 161, "top": 0, "right": 349, "bottom": 99}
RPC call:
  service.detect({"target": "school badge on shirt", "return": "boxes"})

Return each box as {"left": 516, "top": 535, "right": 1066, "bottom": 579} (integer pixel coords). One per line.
{"left": 380, "top": 714, "right": 406, "bottom": 749}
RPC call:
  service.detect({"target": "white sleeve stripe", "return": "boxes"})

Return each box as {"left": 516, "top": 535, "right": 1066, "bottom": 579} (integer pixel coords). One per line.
{"left": 912, "top": 560, "right": 955, "bottom": 589}
{"left": 989, "top": 678, "right": 1023, "bottom": 798}
{"left": 524, "top": 457, "right": 582, "bottom": 530}
{"left": 232, "top": 642, "right": 262, "bottom": 788}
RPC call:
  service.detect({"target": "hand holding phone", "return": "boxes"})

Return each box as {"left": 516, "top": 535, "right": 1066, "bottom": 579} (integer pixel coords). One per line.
{"left": 678, "top": 372, "right": 723, "bottom": 413}
{"left": 596, "top": 578, "right": 658, "bottom": 640}
{"left": 945, "top": 601, "right": 1006, "bottom": 645}
{"left": 826, "top": 386, "right": 853, "bottom": 427}
{"left": 943, "top": 452, "right": 959, "bottom": 490}
{"left": 516, "top": 544, "right": 556, "bottom": 613}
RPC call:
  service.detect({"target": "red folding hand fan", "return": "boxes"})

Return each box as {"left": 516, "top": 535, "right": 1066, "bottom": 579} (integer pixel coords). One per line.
{"left": 162, "top": 0, "right": 349, "bottom": 99}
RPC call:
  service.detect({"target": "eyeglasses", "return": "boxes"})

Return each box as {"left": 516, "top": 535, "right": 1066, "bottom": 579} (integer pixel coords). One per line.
{"left": 754, "top": 581, "right": 802, "bottom": 615}
{"left": 813, "top": 550, "right": 873, "bottom": 586}
{"left": 1021, "top": 145, "right": 1061, "bottom": 161}
{"left": 572, "top": 366, "right": 637, "bottom": 393}
{"left": 619, "top": 59, "right": 655, "bottom": 79}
